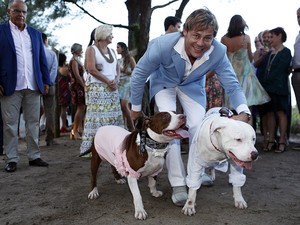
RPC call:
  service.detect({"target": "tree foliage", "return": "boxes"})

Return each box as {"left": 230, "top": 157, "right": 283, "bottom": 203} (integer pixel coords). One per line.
{"left": 0, "top": 0, "right": 70, "bottom": 31}
{"left": 0, "top": 0, "right": 190, "bottom": 58}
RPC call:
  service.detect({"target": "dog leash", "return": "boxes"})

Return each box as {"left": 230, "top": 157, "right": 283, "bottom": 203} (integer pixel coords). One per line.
{"left": 219, "top": 107, "right": 233, "bottom": 118}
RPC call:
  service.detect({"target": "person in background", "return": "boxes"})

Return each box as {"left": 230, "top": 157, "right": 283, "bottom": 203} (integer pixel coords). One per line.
{"left": 87, "top": 28, "right": 96, "bottom": 47}
{"left": 83, "top": 28, "right": 96, "bottom": 87}
{"left": 254, "top": 30, "right": 271, "bottom": 77}
{"left": 262, "top": 30, "right": 272, "bottom": 51}
{"left": 69, "top": 43, "right": 86, "bottom": 140}
{"left": 116, "top": 42, "right": 135, "bottom": 131}
{"left": 291, "top": 7, "right": 300, "bottom": 150}
{"left": 164, "top": 16, "right": 182, "bottom": 34}
{"left": 0, "top": 0, "right": 51, "bottom": 172}
{"left": 41, "top": 33, "right": 58, "bottom": 146}
{"left": 253, "top": 30, "right": 272, "bottom": 150}
{"left": 130, "top": 8, "right": 251, "bottom": 206}
{"left": 80, "top": 25, "right": 123, "bottom": 155}
{"left": 58, "top": 53, "right": 72, "bottom": 133}
{"left": 221, "top": 15, "right": 270, "bottom": 121}
{"left": 253, "top": 31, "right": 266, "bottom": 64}
{"left": 256, "top": 27, "right": 292, "bottom": 153}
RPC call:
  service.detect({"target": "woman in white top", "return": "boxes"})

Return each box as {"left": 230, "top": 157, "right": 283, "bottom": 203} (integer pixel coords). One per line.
{"left": 80, "top": 25, "right": 124, "bottom": 154}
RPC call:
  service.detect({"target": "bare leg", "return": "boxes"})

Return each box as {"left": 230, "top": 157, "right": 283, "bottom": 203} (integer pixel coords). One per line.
{"left": 120, "top": 99, "right": 134, "bottom": 131}
{"left": 71, "top": 104, "right": 85, "bottom": 139}
{"left": 276, "top": 111, "right": 287, "bottom": 152}
{"left": 88, "top": 144, "right": 101, "bottom": 199}
{"left": 267, "top": 112, "right": 277, "bottom": 151}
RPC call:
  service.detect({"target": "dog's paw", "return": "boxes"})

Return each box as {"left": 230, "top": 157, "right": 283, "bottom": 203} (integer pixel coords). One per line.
{"left": 151, "top": 190, "right": 163, "bottom": 197}
{"left": 181, "top": 202, "right": 196, "bottom": 216}
{"left": 234, "top": 199, "right": 248, "bottom": 209}
{"left": 88, "top": 187, "right": 99, "bottom": 200}
{"left": 115, "top": 178, "right": 126, "bottom": 184}
{"left": 134, "top": 209, "right": 148, "bottom": 220}
{"left": 233, "top": 187, "right": 247, "bottom": 209}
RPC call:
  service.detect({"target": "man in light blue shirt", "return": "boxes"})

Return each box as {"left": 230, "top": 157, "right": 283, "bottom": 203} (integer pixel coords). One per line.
{"left": 42, "top": 33, "right": 58, "bottom": 146}
{"left": 130, "top": 8, "right": 251, "bottom": 206}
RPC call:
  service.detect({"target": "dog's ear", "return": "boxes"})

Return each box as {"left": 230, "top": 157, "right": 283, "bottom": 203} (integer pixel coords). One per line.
{"left": 134, "top": 115, "right": 147, "bottom": 130}
{"left": 210, "top": 119, "right": 227, "bottom": 135}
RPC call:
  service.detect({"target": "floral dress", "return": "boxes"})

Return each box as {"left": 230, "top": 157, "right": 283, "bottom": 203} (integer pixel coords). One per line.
{"left": 118, "top": 57, "right": 132, "bottom": 101}
{"left": 224, "top": 48, "right": 270, "bottom": 108}
{"left": 69, "top": 58, "right": 85, "bottom": 105}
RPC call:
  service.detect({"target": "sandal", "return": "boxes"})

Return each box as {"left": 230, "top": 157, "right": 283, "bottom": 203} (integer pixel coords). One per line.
{"left": 275, "top": 142, "right": 286, "bottom": 153}
{"left": 262, "top": 140, "right": 269, "bottom": 151}
{"left": 264, "top": 141, "right": 277, "bottom": 152}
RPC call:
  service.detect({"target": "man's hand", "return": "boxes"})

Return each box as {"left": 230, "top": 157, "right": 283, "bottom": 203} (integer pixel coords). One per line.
{"left": 0, "top": 85, "right": 4, "bottom": 96}
{"left": 130, "top": 110, "right": 142, "bottom": 121}
{"left": 43, "top": 84, "right": 49, "bottom": 95}
{"left": 232, "top": 112, "right": 250, "bottom": 123}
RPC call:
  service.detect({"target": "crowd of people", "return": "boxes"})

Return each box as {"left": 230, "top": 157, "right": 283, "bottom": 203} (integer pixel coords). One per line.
{"left": 1, "top": 0, "right": 300, "bottom": 210}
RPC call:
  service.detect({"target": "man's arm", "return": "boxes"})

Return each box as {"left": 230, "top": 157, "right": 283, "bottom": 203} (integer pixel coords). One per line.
{"left": 49, "top": 52, "right": 58, "bottom": 84}
{"left": 130, "top": 39, "right": 162, "bottom": 112}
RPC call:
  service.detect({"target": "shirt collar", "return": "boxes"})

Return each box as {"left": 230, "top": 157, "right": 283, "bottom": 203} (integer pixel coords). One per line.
{"left": 174, "top": 36, "right": 215, "bottom": 62}
{"left": 9, "top": 20, "right": 27, "bottom": 31}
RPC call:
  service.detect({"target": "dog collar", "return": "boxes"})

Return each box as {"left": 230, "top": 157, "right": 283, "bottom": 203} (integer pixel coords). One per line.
{"left": 145, "top": 137, "right": 169, "bottom": 150}
{"left": 138, "top": 131, "right": 168, "bottom": 155}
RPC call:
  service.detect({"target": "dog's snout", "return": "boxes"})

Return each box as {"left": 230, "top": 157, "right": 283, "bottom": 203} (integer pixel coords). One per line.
{"left": 251, "top": 151, "right": 258, "bottom": 160}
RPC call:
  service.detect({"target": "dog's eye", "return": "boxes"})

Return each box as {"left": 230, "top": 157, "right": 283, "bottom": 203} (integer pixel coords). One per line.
{"left": 236, "top": 138, "right": 242, "bottom": 142}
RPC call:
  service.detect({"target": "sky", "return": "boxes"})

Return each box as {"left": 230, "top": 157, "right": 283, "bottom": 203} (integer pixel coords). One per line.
{"left": 50, "top": 0, "right": 300, "bottom": 105}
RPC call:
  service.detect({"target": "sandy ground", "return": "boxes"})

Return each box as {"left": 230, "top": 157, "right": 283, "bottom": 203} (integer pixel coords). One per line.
{"left": 0, "top": 132, "right": 300, "bottom": 225}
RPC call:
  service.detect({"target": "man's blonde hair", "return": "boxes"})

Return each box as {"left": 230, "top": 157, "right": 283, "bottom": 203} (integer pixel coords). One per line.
{"left": 183, "top": 8, "right": 218, "bottom": 37}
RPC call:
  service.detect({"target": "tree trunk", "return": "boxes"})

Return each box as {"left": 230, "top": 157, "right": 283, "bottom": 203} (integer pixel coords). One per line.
{"left": 125, "top": 0, "right": 152, "bottom": 59}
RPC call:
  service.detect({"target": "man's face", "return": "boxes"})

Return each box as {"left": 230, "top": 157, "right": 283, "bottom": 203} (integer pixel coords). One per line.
{"left": 7, "top": 1, "right": 27, "bottom": 30}
{"left": 183, "top": 27, "right": 214, "bottom": 60}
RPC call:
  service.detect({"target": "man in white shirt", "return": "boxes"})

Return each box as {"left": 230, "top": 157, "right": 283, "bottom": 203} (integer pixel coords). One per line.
{"left": 0, "top": 0, "right": 51, "bottom": 172}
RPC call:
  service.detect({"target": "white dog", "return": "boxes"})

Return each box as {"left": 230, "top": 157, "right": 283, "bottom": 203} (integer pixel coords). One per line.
{"left": 182, "top": 107, "right": 258, "bottom": 216}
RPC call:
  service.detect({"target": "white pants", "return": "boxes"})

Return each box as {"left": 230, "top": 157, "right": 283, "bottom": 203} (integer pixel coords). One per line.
{"left": 155, "top": 87, "right": 205, "bottom": 187}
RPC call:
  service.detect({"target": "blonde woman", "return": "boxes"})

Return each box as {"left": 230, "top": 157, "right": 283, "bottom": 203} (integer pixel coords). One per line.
{"left": 80, "top": 25, "right": 124, "bottom": 155}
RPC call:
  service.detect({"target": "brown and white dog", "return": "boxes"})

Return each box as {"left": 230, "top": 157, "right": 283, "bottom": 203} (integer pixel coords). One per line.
{"left": 80, "top": 111, "right": 188, "bottom": 220}
{"left": 182, "top": 107, "right": 259, "bottom": 216}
